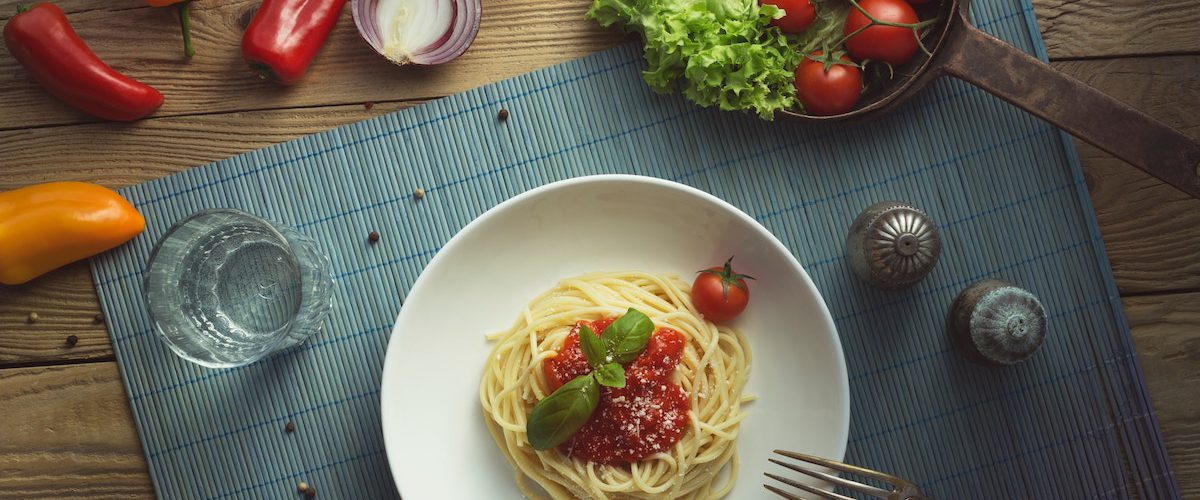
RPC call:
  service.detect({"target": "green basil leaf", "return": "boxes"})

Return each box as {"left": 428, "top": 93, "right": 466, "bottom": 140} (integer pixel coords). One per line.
{"left": 594, "top": 362, "right": 626, "bottom": 388}
{"left": 578, "top": 325, "right": 606, "bottom": 369}
{"left": 603, "top": 307, "right": 655, "bottom": 364}
{"left": 526, "top": 374, "right": 599, "bottom": 450}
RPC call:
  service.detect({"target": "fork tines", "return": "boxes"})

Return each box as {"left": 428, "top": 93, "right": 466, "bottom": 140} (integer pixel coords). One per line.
{"left": 764, "top": 449, "right": 897, "bottom": 500}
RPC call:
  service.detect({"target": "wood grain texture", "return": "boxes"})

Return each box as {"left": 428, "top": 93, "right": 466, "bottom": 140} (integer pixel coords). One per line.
{"left": 1034, "top": 0, "right": 1200, "bottom": 59}
{"left": 0, "top": 262, "right": 111, "bottom": 365}
{"left": 1059, "top": 55, "right": 1200, "bottom": 294}
{"left": 1124, "top": 292, "right": 1200, "bottom": 498}
{"left": 0, "top": 363, "right": 153, "bottom": 499}
{"left": 0, "top": 101, "right": 418, "bottom": 189}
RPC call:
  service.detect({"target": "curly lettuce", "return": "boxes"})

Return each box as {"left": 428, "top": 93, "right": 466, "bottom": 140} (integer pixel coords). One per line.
{"left": 588, "top": 0, "right": 852, "bottom": 119}
{"left": 587, "top": 0, "right": 797, "bottom": 119}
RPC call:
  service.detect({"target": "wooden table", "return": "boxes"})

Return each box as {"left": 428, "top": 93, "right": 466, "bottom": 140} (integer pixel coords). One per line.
{"left": 0, "top": 0, "right": 1196, "bottom": 497}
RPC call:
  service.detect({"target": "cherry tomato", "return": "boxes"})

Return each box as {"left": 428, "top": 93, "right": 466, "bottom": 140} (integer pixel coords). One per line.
{"left": 795, "top": 52, "right": 863, "bottom": 116}
{"left": 692, "top": 257, "right": 755, "bottom": 323}
{"left": 759, "top": 0, "right": 816, "bottom": 33}
{"left": 843, "top": 0, "right": 920, "bottom": 65}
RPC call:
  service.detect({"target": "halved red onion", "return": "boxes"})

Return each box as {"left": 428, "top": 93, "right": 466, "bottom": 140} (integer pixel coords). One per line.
{"left": 352, "top": 0, "right": 481, "bottom": 66}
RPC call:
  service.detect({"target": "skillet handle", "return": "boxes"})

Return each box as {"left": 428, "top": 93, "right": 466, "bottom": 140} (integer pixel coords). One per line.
{"left": 940, "top": 21, "right": 1200, "bottom": 200}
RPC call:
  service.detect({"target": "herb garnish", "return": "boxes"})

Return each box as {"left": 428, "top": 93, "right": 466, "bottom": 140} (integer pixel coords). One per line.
{"left": 526, "top": 308, "right": 654, "bottom": 450}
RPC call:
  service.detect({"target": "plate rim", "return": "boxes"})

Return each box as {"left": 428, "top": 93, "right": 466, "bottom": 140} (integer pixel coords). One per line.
{"left": 379, "top": 173, "right": 850, "bottom": 496}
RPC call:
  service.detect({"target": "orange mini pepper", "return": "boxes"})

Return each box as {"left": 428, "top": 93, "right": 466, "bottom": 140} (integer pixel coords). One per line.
{"left": 0, "top": 182, "right": 145, "bottom": 285}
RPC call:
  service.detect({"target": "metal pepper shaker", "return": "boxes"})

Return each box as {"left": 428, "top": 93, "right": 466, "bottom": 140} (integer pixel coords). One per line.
{"left": 845, "top": 201, "right": 941, "bottom": 289}
{"left": 948, "top": 279, "right": 1048, "bottom": 366}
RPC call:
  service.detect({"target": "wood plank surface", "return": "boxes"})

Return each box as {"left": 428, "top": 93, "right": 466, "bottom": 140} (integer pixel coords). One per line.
{"left": 0, "top": 100, "right": 418, "bottom": 189}
{"left": 1034, "top": 0, "right": 1200, "bottom": 59}
{"left": 0, "top": 363, "right": 153, "bottom": 499}
{"left": 0, "top": 262, "right": 110, "bottom": 365}
{"left": 1124, "top": 292, "right": 1200, "bottom": 498}
{"left": 1060, "top": 55, "right": 1200, "bottom": 294}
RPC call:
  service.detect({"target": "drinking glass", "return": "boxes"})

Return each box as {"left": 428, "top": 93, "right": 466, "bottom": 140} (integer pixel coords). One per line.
{"left": 144, "top": 209, "right": 333, "bottom": 368}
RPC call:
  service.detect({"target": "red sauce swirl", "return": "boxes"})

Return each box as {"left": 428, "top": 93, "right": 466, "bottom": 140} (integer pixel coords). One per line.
{"left": 542, "top": 318, "right": 689, "bottom": 463}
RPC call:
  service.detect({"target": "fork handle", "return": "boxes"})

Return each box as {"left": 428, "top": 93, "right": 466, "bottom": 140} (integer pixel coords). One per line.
{"left": 898, "top": 484, "right": 928, "bottom": 500}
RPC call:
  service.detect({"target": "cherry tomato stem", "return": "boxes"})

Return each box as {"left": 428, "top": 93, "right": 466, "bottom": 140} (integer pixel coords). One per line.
{"left": 691, "top": 257, "right": 754, "bottom": 323}
{"left": 795, "top": 52, "right": 863, "bottom": 116}
{"left": 842, "top": 0, "right": 923, "bottom": 66}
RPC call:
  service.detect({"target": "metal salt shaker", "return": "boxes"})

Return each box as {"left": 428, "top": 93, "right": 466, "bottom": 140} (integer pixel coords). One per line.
{"left": 845, "top": 201, "right": 941, "bottom": 289}
{"left": 948, "top": 279, "right": 1048, "bottom": 366}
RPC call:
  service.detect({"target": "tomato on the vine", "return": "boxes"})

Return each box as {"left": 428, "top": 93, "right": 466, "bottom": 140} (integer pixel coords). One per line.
{"left": 759, "top": 0, "right": 816, "bottom": 33}
{"left": 795, "top": 52, "right": 862, "bottom": 116}
{"left": 692, "top": 257, "right": 755, "bottom": 323}
{"left": 843, "top": 0, "right": 920, "bottom": 65}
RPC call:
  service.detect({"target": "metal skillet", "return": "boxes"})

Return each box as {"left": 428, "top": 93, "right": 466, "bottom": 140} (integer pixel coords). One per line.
{"left": 781, "top": 0, "right": 1200, "bottom": 200}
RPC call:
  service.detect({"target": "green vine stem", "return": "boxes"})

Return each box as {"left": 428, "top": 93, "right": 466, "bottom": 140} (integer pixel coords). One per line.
{"left": 179, "top": 1, "right": 195, "bottom": 58}
{"left": 837, "top": 0, "right": 941, "bottom": 57}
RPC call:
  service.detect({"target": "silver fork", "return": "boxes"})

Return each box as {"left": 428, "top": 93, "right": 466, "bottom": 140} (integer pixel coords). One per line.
{"left": 765, "top": 449, "right": 928, "bottom": 500}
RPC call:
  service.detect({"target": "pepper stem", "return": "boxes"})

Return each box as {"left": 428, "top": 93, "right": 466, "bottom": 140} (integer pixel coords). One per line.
{"left": 178, "top": 1, "right": 195, "bottom": 58}
{"left": 16, "top": 4, "right": 30, "bottom": 13}
{"left": 249, "top": 61, "right": 275, "bottom": 82}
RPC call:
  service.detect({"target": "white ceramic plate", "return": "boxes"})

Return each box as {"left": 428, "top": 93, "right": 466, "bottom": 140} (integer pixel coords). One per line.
{"left": 380, "top": 175, "right": 849, "bottom": 499}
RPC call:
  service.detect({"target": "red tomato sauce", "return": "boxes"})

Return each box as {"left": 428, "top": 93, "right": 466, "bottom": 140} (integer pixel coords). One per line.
{"left": 542, "top": 318, "right": 689, "bottom": 463}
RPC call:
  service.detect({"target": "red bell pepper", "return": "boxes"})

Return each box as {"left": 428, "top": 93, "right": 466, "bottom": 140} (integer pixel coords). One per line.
{"left": 3, "top": 3, "right": 164, "bottom": 121}
{"left": 241, "top": 0, "right": 347, "bottom": 85}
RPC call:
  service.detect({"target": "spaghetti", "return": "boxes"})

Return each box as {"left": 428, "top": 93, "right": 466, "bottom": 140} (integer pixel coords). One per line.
{"left": 479, "top": 271, "right": 753, "bottom": 499}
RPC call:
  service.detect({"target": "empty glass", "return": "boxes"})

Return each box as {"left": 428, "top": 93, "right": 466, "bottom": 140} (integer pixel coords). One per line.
{"left": 144, "top": 209, "right": 333, "bottom": 368}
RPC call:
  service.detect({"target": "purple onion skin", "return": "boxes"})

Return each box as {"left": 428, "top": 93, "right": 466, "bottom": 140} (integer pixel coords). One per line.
{"left": 350, "top": 0, "right": 481, "bottom": 66}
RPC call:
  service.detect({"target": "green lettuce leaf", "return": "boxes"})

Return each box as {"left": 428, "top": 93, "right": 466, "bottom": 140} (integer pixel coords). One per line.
{"left": 587, "top": 0, "right": 801, "bottom": 119}
{"left": 587, "top": 0, "right": 851, "bottom": 118}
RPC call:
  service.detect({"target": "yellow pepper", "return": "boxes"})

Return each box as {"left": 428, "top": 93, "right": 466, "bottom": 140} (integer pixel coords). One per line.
{"left": 146, "top": 0, "right": 196, "bottom": 58}
{"left": 0, "top": 182, "right": 145, "bottom": 285}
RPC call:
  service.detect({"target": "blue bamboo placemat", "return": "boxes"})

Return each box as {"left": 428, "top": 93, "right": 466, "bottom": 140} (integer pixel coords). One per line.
{"left": 90, "top": 0, "right": 1179, "bottom": 498}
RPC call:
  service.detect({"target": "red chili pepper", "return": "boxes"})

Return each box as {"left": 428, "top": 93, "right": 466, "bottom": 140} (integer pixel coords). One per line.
{"left": 241, "top": 0, "right": 347, "bottom": 85}
{"left": 3, "top": 3, "right": 164, "bottom": 121}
